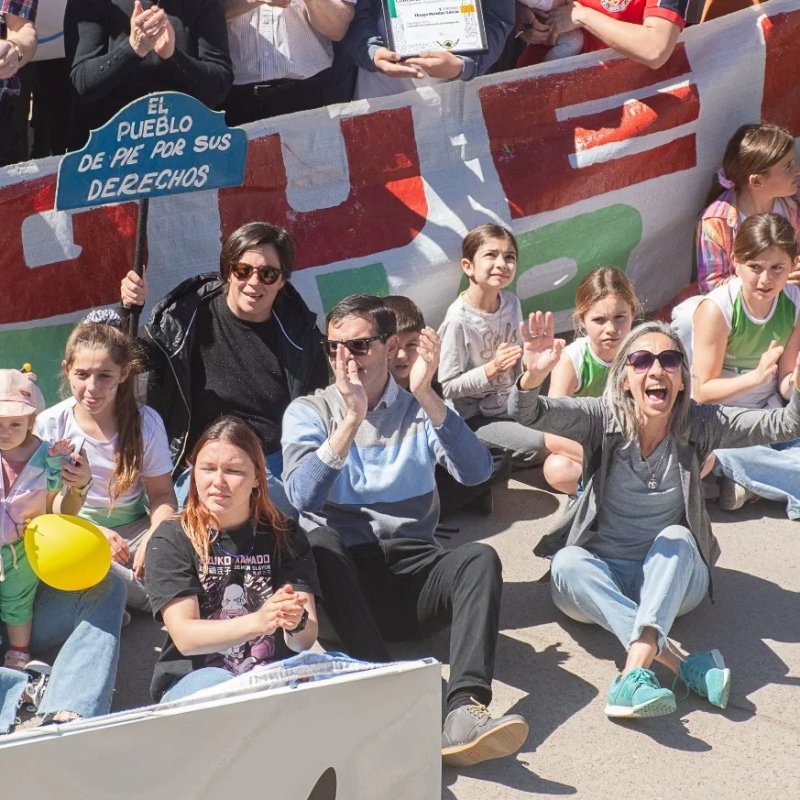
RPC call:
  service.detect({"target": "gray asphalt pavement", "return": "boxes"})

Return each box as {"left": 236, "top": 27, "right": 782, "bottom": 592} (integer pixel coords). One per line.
{"left": 114, "top": 468, "right": 800, "bottom": 799}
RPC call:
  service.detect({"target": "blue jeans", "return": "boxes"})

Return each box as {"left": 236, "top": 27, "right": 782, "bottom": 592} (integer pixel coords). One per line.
{"left": 160, "top": 652, "right": 377, "bottom": 704}
{"left": 714, "top": 438, "right": 800, "bottom": 520}
{"left": 174, "top": 451, "right": 297, "bottom": 520}
{"left": 0, "top": 572, "right": 126, "bottom": 733}
{"left": 550, "top": 525, "right": 709, "bottom": 654}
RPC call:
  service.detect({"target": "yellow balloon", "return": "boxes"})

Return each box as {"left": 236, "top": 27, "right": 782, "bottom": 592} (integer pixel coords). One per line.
{"left": 24, "top": 514, "right": 112, "bottom": 592}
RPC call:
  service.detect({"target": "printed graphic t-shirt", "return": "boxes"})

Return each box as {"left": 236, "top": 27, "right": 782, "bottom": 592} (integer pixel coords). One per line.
{"left": 146, "top": 517, "right": 320, "bottom": 702}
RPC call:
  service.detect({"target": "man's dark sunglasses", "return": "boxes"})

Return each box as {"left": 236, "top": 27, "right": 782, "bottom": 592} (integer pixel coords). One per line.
{"left": 323, "top": 335, "right": 387, "bottom": 358}
{"left": 627, "top": 349, "right": 684, "bottom": 373}
{"left": 230, "top": 262, "right": 284, "bottom": 285}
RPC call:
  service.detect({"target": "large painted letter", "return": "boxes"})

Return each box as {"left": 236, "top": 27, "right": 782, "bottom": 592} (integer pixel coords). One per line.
{"left": 479, "top": 47, "right": 698, "bottom": 218}
{"left": 218, "top": 108, "right": 427, "bottom": 271}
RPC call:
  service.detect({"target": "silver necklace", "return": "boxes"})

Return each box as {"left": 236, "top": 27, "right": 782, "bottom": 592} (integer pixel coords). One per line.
{"left": 639, "top": 438, "right": 669, "bottom": 490}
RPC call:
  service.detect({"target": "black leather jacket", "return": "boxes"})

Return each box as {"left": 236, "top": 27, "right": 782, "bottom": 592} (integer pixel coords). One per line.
{"left": 139, "top": 273, "right": 328, "bottom": 473}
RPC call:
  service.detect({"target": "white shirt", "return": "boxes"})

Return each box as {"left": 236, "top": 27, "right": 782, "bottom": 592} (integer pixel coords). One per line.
{"left": 35, "top": 399, "right": 174, "bottom": 527}
{"left": 228, "top": 2, "right": 356, "bottom": 84}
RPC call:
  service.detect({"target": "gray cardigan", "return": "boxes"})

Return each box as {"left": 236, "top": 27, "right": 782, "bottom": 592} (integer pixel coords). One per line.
{"left": 509, "top": 384, "right": 800, "bottom": 581}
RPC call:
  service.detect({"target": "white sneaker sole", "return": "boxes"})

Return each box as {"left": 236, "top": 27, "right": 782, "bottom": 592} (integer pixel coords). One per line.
{"left": 605, "top": 694, "right": 677, "bottom": 719}
{"left": 442, "top": 718, "right": 529, "bottom": 767}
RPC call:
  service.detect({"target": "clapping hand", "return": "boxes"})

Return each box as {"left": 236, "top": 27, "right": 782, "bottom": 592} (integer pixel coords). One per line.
{"left": 408, "top": 327, "right": 441, "bottom": 396}
{"left": 333, "top": 345, "right": 368, "bottom": 423}
{"left": 129, "top": 1, "right": 171, "bottom": 58}
{"left": 485, "top": 342, "right": 523, "bottom": 382}
{"left": 519, "top": 311, "right": 565, "bottom": 389}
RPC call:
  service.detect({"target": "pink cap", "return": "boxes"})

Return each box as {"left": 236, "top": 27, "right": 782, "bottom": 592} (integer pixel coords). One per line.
{"left": 0, "top": 370, "right": 45, "bottom": 417}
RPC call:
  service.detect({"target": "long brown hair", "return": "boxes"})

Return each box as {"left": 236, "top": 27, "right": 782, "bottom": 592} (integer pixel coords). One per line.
{"left": 705, "top": 123, "right": 795, "bottom": 206}
{"left": 181, "top": 416, "right": 289, "bottom": 577}
{"left": 63, "top": 322, "right": 144, "bottom": 506}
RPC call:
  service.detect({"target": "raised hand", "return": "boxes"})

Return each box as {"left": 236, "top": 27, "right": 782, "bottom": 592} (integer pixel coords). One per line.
{"left": 154, "top": 17, "right": 176, "bottom": 59}
{"left": 129, "top": 1, "right": 170, "bottom": 58}
{"left": 333, "top": 345, "right": 368, "bottom": 422}
{"left": 519, "top": 310, "right": 565, "bottom": 389}
{"left": 409, "top": 327, "right": 441, "bottom": 396}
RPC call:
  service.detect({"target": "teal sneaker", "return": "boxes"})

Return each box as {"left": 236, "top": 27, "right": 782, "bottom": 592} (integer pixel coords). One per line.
{"left": 677, "top": 650, "right": 731, "bottom": 709}
{"left": 605, "top": 668, "right": 677, "bottom": 719}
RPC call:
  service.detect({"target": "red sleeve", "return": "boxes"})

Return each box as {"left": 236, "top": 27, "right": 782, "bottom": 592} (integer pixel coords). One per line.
{"left": 644, "top": 0, "right": 688, "bottom": 29}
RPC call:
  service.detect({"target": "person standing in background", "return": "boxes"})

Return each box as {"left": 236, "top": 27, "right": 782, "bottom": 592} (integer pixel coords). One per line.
{"left": 0, "top": 0, "right": 37, "bottom": 167}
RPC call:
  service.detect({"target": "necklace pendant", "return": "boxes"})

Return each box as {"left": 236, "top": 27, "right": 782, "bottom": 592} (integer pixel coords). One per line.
{"left": 647, "top": 478, "right": 658, "bottom": 490}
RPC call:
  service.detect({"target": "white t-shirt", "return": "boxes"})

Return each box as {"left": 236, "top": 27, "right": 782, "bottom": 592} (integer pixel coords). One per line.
{"left": 35, "top": 399, "right": 174, "bottom": 527}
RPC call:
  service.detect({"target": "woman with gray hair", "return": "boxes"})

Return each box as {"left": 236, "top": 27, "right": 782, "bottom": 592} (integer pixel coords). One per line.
{"left": 509, "top": 313, "right": 800, "bottom": 720}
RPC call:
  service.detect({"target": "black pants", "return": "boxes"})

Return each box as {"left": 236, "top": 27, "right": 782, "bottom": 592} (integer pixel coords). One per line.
{"left": 0, "top": 96, "right": 22, "bottom": 168}
{"left": 307, "top": 527, "right": 503, "bottom": 711}
{"left": 222, "top": 70, "right": 328, "bottom": 127}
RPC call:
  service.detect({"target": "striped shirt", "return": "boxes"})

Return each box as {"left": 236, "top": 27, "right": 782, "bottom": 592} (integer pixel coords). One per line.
{"left": 696, "top": 189, "right": 800, "bottom": 293}
{"left": 0, "top": 0, "right": 37, "bottom": 98}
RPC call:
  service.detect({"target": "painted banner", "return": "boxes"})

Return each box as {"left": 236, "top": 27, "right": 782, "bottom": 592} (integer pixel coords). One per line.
{"left": 0, "top": 660, "right": 442, "bottom": 798}
{"left": 4, "top": 1, "right": 800, "bottom": 403}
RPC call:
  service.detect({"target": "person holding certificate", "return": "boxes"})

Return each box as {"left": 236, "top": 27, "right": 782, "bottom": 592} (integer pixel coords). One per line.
{"left": 341, "top": 0, "right": 514, "bottom": 99}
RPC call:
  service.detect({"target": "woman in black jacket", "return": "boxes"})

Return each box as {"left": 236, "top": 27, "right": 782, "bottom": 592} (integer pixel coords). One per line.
{"left": 120, "top": 221, "right": 329, "bottom": 515}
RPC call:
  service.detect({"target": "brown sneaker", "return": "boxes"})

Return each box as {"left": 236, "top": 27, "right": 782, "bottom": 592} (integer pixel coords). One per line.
{"left": 441, "top": 698, "right": 528, "bottom": 767}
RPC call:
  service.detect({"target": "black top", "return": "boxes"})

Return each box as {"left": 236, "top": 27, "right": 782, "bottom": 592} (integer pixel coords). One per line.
{"left": 187, "top": 294, "right": 292, "bottom": 458}
{"left": 146, "top": 517, "right": 320, "bottom": 702}
{"left": 140, "top": 274, "right": 329, "bottom": 475}
{"left": 64, "top": 0, "right": 232, "bottom": 149}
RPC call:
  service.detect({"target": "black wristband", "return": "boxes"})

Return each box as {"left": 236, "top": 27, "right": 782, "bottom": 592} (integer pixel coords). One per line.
{"left": 288, "top": 608, "right": 309, "bottom": 635}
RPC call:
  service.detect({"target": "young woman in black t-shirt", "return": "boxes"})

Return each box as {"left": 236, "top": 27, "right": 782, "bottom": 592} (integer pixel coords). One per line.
{"left": 145, "top": 416, "right": 319, "bottom": 703}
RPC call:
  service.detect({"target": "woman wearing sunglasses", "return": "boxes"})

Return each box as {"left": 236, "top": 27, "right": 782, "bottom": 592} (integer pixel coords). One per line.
{"left": 510, "top": 313, "right": 800, "bottom": 721}
{"left": 120, "top": 222, "right": 328, "bottom": 515}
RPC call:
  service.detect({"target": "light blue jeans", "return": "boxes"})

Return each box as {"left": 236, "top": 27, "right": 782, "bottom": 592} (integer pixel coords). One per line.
{"left": 174, "top": 451, "right": 297, "bottom": 520}
{"left": 714, "top": 438, "right": 800, "bottom": 520}
{"left": 160, "top": 652, "right": 379, "bottom": 704}
{"left": 550, "top": 525, "right": 709, "bottom": 654}
{"left": 0, "top": 572, "right": 126, "bottom": 733}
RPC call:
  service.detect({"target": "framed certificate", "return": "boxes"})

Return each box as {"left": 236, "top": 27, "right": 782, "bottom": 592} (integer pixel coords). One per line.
{"left": 381, "top": 0, "right": 489, "bottom": 59}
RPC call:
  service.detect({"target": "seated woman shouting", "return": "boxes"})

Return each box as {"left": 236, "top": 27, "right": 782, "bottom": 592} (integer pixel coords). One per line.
{"left": 145, "top": 416, "right": 320, "bottom": 705}
{"left": 509, "top": 313, "right": 800, "bottom": 720}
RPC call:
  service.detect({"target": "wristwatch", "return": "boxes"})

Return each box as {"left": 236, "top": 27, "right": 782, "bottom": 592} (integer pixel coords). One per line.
{"left": 287, "top": 608, "right": 309, "bottom": 635}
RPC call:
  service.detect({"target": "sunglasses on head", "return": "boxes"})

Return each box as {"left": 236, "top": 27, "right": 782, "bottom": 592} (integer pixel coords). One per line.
{"left": 627, "top": 349, "right": 684, "bottom": 373}
{"left": 323, "top": 335, "right": 386, "bottom": 358}
{"left": 230, "top": 262, "right": 284, "bottom": 285}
